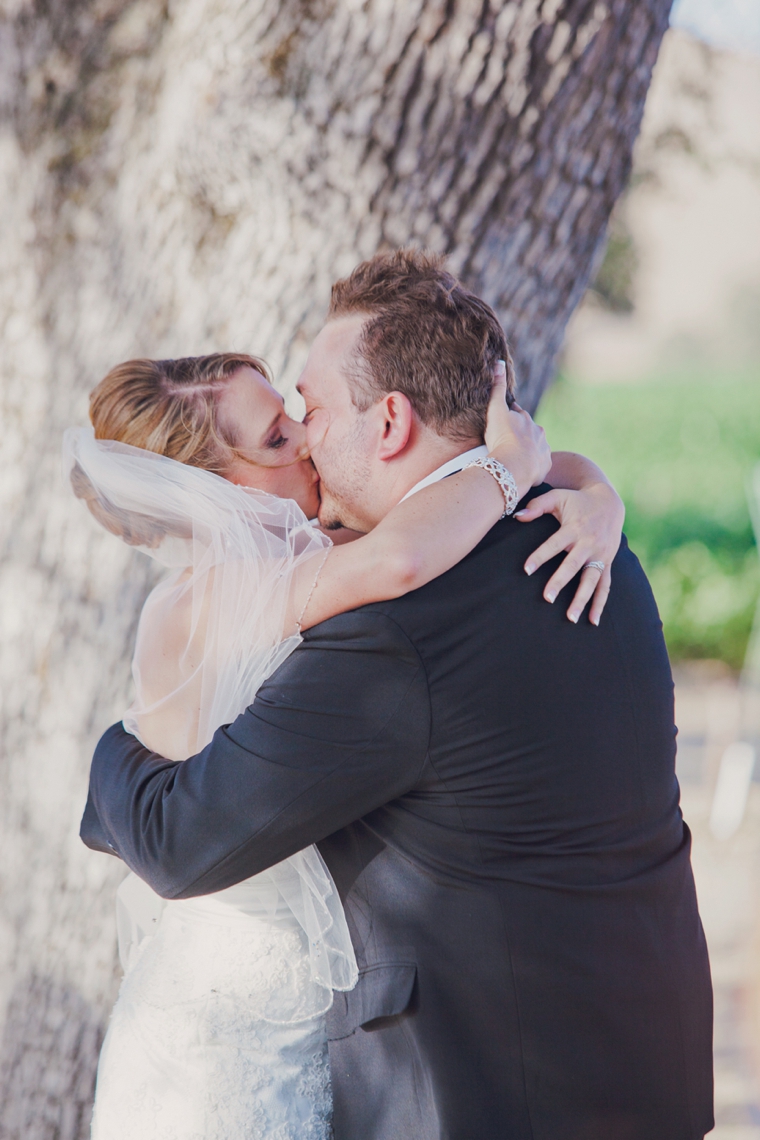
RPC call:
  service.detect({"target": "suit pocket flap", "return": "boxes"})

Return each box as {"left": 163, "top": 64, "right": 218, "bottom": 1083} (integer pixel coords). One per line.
{"left": 326, "top": 962, "right": 417, "bottom": 1041}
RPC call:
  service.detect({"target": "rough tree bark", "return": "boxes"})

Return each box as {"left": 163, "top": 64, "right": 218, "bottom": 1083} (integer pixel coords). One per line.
{"left": 0, "top": 0, "right": 670, "bottom": 1134}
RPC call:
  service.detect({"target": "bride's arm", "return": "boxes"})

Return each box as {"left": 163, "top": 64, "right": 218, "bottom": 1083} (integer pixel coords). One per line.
{"left": 293, "top": 383, "right": 623, "bottom": 632}
{"left": 292, "top": 400, "right": 549, "bottom": 631}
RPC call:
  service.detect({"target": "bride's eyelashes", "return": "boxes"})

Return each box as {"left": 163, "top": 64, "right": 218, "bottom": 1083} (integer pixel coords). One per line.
{"left": 265, "top": 431, "right": 288, "bottom": 451}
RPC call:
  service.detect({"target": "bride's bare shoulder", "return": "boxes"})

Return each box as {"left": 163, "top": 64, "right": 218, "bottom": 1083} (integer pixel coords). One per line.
{"left": 138, "top": 567, "right": 213, "bottom": 687}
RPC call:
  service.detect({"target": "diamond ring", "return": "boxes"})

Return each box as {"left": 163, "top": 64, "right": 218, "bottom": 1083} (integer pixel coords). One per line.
{"left": 584, "top": 560, "right": 605, "bottom": 573}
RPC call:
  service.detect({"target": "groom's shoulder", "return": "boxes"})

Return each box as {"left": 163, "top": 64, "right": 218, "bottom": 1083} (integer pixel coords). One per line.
{"left": 300, "top": 607, "right": 422, "bottom": 665}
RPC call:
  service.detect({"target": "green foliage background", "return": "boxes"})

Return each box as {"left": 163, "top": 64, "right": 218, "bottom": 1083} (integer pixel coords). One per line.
{"left": 537, "top": 370, "right": 760, "bottom": 669}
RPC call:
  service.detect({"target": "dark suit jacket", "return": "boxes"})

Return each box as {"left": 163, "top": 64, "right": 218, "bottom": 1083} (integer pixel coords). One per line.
{"left": 82, "top": 502, "right": 714, "bottom": 1140}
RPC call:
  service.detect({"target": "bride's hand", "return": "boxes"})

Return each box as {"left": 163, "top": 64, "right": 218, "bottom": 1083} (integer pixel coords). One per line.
{"left": 485, "top": 362, "right": 552, "bottom": 496}
{"left": 515, "top": 482, "right": 625, "bottom": 626}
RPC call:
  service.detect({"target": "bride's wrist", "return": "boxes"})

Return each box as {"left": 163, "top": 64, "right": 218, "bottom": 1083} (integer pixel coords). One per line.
{"left": 488, "top": 448, "right": 535, "bottom": 500}
{"left": 465, "top": 455, "right": 523, "bottom": 518}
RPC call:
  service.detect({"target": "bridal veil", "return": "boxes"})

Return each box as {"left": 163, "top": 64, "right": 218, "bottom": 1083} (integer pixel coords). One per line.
{"left": 64, "top": 427, "right": 357, "bottom": 1016}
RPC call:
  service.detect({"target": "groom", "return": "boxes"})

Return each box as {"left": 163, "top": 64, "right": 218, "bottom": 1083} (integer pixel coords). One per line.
{"left": 82, "top": 250, "right": 713, "bottom": 1139}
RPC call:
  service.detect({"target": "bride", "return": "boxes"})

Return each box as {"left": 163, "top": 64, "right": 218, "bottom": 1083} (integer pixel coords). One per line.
{"left": 66, "top": 350, "right": 617, "bottom": 1139}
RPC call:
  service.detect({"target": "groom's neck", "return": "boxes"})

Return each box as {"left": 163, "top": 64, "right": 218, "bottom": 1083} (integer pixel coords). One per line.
{"left": 365, "top": 432, "right": 483, "bottom": 529}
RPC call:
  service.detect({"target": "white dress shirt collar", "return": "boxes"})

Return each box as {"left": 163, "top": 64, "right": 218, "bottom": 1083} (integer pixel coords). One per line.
{"left": 399, "top": 444, "right": 488, "bottom": 504}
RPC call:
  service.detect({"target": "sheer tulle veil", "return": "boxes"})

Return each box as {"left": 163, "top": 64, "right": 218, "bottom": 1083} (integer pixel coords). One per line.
{"left": 63, "top": 427, "right": 358, "bottom": 1014}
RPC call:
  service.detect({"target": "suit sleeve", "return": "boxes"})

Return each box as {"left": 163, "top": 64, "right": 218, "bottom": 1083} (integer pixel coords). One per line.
{"left": 82, "top": 610, "right": 431, "bottom": 899}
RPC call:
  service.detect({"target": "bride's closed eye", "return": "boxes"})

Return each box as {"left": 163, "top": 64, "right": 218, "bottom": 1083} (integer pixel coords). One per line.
{"left": 265, "top": 431, "right": 288, "bottom": 450}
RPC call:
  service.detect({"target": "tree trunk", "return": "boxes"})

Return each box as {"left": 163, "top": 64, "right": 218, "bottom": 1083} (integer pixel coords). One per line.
{"left": 0, "top": 0, "right": 670, "bottom": 1134}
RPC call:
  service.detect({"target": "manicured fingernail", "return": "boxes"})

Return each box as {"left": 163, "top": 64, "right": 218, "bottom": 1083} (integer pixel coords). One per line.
{"left": 546, "top": 590, "right": 556, "bottom": 603}
{"left": 525, "top": 562, "right": 535, "bottom": 575}
{"left": 568, "top": 612, "right": 578, "bottom": 623}
{"left": 515, "top": 510, "right": 528, "bottom": 518}
{"left": 591, "top": 615, "right": 599, "bottom": 627}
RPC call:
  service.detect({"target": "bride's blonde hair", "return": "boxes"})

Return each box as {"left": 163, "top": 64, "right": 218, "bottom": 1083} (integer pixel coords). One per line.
{"left": 89, "top": 353, "right": 271, "bottom": 473}
{"left": 73, "top": 353, "right": 271, "bottom": 545}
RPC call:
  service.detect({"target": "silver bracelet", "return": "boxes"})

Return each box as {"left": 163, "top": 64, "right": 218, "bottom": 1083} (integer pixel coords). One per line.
{"left": 464, "top": 457, "right": 519, "bottom": 519}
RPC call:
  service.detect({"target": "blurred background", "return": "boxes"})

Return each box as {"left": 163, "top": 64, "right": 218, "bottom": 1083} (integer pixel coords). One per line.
{"left": 540, "top": 2, "right": 760, "bottom": 1133}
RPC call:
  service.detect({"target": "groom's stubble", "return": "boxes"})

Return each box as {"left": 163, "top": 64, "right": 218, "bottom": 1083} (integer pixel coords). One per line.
{"left": 314, "top": 409, "right": 374, "bottom": 533}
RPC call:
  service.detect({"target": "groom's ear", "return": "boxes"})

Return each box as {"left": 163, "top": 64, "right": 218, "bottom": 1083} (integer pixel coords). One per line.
{"left": 376, "top": 391, "right": 414, "bottom": 462}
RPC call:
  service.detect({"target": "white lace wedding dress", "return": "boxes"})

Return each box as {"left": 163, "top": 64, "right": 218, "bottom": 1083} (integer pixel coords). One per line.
{"left": 65, "top": 429, "right": 358, "bottom": 1140}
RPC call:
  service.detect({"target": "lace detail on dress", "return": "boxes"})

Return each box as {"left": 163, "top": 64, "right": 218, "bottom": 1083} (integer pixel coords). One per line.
{"left": 62, "top": 431, "right": 357, "bottom": 1138}
{"left": 91, "top": 893, "right": 334, "bottom": 1140}
{"left": 295, "top": 1051, "right": 334, "bottom": 1140}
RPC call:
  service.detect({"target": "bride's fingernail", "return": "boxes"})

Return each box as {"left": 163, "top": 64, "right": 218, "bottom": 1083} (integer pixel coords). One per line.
{"left": 568, "top": 612, "right": 578, "bottom": 624}
{"left": 546, "top": 589, "right": 556, "bottom": 603}
{"left": 591, "top": 615, "right": 600, "bottom": 627}
{"left": 514, "top": 509, "right": 528, "bottom": 518}
{"left": 525, "top": 561, "right": 535, "bottom": 575}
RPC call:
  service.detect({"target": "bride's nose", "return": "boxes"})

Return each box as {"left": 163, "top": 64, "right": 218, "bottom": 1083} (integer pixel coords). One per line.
{"left": 292, "top": 422, "right": 311, "bottom": 462}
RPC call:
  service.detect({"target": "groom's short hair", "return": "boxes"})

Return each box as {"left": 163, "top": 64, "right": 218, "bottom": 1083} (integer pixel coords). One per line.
{"left": 328, "top": 249, "right": 515, "bottom": 442}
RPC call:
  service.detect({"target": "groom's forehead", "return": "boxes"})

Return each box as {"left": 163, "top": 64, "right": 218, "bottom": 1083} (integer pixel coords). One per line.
{"left": 297, "top": 367, "right": 349, "bottom": 405}
{"left": 298, "top": 317, "right": 365, "bottom": 399}
{"left": 317, "top": 314, "right": 366, "bottom": 360}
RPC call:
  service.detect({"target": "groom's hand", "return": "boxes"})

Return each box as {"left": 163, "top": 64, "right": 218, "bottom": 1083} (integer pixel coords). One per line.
{"left": 515, "top": 482, "right": 624, "bottom": 626}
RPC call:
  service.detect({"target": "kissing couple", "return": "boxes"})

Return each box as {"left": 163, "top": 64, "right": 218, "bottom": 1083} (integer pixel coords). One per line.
{"left": 70, "top": 249, "right": 713, "bottom": 1140}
